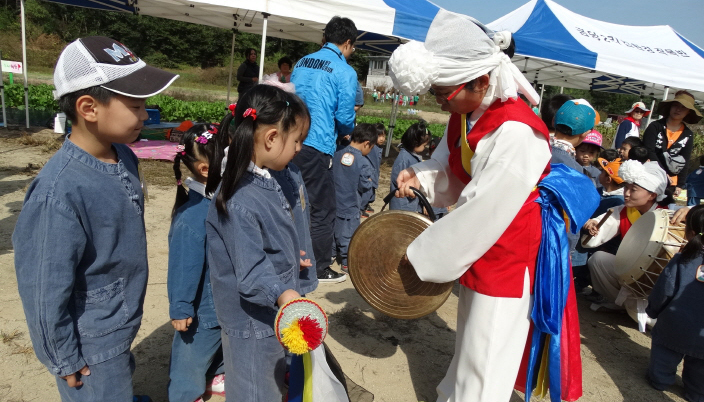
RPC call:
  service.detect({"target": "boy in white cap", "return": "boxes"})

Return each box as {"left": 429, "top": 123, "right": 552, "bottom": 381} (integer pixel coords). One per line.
{"left": 13, "top": 37, "right": 178, "bottom": 402}
{"left": 390, "top": 9, "right": 584, "bottom": 402}
{"left": 582, "top": 161, "right": 669, "bottom": 324}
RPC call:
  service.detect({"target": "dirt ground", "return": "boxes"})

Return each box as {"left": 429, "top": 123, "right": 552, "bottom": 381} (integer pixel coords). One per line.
{"left": 0, "top": 128, "right": 690, "bottom": 402}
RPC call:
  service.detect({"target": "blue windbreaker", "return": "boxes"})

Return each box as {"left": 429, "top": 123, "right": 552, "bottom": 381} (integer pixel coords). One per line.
{"left": 292, "top": 43, "right": 358, "bottom": 156}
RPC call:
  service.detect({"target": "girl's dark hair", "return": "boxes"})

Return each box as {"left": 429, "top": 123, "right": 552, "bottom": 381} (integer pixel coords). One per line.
{"left": 278, "top": 57, "right": 293, "bottom": 68}
{"left": 541, "top": 94, "right": 574, "bottom": 131}
{"left": 401, "top": 120, "right": 431, "bottom": 151}
{"left": 680, "top": 204, "right": 704, "bottom": 263}
{"left": 172, "top": 123, "right": 221, "bottom": 217}
{"left": 374, "top": 122, "right": 386, "bottom": 136}
{"left": 215, "top": 85, "right": 310, "bottom": 216}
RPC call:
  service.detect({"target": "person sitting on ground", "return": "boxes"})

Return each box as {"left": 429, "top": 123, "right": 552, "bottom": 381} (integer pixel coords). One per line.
{"left": 332, "top": 123, "right": 376, "bottom": 274}
{"left": 576, "top": 129, "right": 603, "bottom": 190}
{"left": 573, "top": 155, "right": 626, "bottom": 293}
{"left": 582, "top": 160, "right": 668, "bottom": 319}
{"left": 276, "top": 57, "right": 293, "bottom": 83}
{"left": 685, "top": 155, "right": 704, "bottom": 207}
{"left": 613, "top": 102, "right": 650, "bottom": 149}
{"left": 618, "top": 136, "right": 644, "bottom": 160}
{"left": 645, "top": 204, "right": 704, "bottom": 402}
{"left": 362, "top": 123, "right": 387, "bottom": 216}
{"left": 390, "top": 120, "right": 432, "bottom": 213}
{"left": 540, "top": 93, "right": 573, "bottom": 138}
{"left": 627, "top": 146, "right": 649, "bottom": 163}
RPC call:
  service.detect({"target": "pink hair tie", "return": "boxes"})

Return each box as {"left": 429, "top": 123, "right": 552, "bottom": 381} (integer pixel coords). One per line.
{"left": 176, "top": 179, "right": 182, "bottom": 186}
{"left": 243, "top": 108, "right": 257, "bottom": 121}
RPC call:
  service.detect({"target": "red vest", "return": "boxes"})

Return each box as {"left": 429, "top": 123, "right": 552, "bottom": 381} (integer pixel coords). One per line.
{"left": 447, "top": 98, "right": 551, "bottom": 298}
{"left": 619, "top": 207, "right": 633, "bottom": 238}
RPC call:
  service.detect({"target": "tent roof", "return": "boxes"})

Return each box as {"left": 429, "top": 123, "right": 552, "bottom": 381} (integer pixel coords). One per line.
{"left": 487, "top": 0, "right": 704, "bottom": 102}
{"left": 41, "top": 0, "right": 439, "bottom": 53}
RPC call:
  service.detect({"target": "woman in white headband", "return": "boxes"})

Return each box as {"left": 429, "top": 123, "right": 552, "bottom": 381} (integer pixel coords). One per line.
{"left": 389, "top": 9, "right": 580, "bottom": 402}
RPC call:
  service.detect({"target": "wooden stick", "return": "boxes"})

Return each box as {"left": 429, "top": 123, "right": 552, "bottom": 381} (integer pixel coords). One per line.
{"left": 581, "top": 209, "right": 613, "bottom": 247}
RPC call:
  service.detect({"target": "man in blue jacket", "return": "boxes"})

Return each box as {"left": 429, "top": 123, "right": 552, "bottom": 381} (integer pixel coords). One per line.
{"left": 292, "top": 16, "right": 358, "bottom": 283}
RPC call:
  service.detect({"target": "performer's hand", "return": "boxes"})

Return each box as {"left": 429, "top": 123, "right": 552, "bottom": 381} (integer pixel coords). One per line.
{"left": 172, "top": 317, "right": 192, "bottom": 332}
{"left": 584, "top": 219, "right": 599, "bottom": 236}
{"left": 671, "top": 207, "right": 690, "bottom": 225}
{"left": 61, "top": 365, "right": 90, "bottom": 388}
{"left": 396, "top": 168, "right": 420, "bottom": 198}
{"left": 277, "top": 289, "right": 301, "bottom": 307}
{"left": 674, "top": 187, "right": 682, "bottom": 197}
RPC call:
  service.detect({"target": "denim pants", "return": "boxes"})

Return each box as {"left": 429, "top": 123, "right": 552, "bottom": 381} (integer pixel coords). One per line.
{"left": 648, "top": 342, "right": 704, "bottom": 401}
{"left": 168, "top": 325, "right": 224, "bottom": 402}
{"left": 333, "top": 215, "right": 360, "bottom": 267}
{"left": 222, "top": 331, "right": 286, "bottom": 402}
{"left": 56, "top": 349, "right": 135, "bottom": 402}
{"left": 292, "top": 145, "right": 336, "bottom": 276}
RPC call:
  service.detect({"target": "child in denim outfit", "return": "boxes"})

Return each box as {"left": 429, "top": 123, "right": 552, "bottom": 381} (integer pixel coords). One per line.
{"left": 167, "top": 124, "right": 225, "bottom": 402}
{"left": 332, "top": 123, "right": 377, "bottom": 273}
{"left": 646, "top": 204, "right": 704, "bottom": 402}
{"left": 361, "top": 123, "right": 387, "bottom": 216}
{"left": 390, "top": 121, "right": 431, "bottom": 213}
{"left": 206, "top": 85, "right": 313, "bottom": 402}
{"left": 12, "top": 37, "right": 178, "bottom": 402}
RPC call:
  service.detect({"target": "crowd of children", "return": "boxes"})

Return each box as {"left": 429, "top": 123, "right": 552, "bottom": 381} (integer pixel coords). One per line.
{"left": 9, "top": 31, "right": 704, "bottom": 402}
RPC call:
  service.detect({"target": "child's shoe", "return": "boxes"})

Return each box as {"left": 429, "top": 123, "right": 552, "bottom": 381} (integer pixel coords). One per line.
{"left": 361, "top": 211, "right": 370, "bottom": 218}
{"left": 365, "top": 204, "right": 375, "bottom": 213}
{"left": 206, "top": 374, "right": 226, "bottom": 396}
{"left": 341, "top": 265, "right": 349, "bottom": 274}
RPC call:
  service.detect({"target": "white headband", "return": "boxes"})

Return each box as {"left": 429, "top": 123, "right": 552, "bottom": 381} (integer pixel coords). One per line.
{"left": 619, "top": 160, "right": 668, "bottom": 201}
{"left": 388, "top": 9, "right": 539, "bottom": 105}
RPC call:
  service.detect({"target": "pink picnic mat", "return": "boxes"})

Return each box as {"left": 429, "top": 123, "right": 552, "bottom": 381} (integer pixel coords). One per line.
{"left": 127, "top": 140, "right": 178, "bottom": 162}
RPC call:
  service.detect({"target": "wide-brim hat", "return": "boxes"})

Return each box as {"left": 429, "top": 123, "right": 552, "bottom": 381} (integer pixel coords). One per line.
{"left": 656, "top": 92, "right": 702, "bottom": 124}
{"left": 625, "top": 101, "right": 651, "bottom": 117}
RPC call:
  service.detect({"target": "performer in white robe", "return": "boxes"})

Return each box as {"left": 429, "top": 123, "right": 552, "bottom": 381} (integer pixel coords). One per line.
{"left": 388, "top": 10, "right": 572, "bottom": 402}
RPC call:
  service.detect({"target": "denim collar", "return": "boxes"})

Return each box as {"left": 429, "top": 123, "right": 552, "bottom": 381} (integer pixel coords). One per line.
{"left": 184, "top": 177, "right": 209, "bottom": 199}
{"left": 243, "top": 170, "right": 279, "bottom": 190}
{"left": 62, "top": 136, "right": 126, "bottom": 175}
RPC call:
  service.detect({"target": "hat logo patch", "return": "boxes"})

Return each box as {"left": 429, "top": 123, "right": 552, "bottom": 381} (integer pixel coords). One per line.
{"left": 104, "top": 43, "right": 138, "bottom": 63}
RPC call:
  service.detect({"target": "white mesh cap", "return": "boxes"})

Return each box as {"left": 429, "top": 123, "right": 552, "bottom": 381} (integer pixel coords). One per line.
{"left": 53, "top": 36, "right": 178, "bottom": 100}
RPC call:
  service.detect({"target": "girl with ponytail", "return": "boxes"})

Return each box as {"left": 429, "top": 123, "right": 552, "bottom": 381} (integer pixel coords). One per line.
{"left": 167, "top": 123, "right": 225, "bottom": 402}
{"left": 204, "top": 84, "right": 314, "bottom": 402}
{"left": 645, "top": 204, "right": 704, "bottom": 401}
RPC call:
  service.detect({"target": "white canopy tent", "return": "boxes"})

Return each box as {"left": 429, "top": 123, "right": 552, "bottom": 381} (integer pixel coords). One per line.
{"left": 487, "top": 0, "right": 704, "bottom": 118}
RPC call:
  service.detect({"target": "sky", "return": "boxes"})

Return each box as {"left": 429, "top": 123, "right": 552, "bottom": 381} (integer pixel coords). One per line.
{"left": 432, "top": 0, "right": 704, "bottom": 48}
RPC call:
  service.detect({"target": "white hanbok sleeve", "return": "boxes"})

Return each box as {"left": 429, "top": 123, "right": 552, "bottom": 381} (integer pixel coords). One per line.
{"left": 407, "top": 121, "right": 552, "bottom": 283}
{"left": 581, "top": 205, "right": 623, "bottom": 248}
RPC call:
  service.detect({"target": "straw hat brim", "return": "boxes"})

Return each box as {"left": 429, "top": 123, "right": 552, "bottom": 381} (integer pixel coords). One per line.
{"left": 656, "top": 95, "right": 702, "bottom": 124}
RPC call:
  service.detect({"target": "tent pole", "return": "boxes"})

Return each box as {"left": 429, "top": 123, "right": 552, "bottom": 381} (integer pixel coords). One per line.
{"left": 384, "top": 92, "right": 398, "bottom": 157}
{"left": 645, "top": 98, "right": 656, "bottom": 128}
{"left": 258, "top": 13, "right": 269, "bottom": 81}
{"left": 20, "top": 0, "right": 29, "bottom": 129}
{"left": 659, "top": 86, "right": 670, "bottom": 119}
{"left": 0, "top": 50, "right": 7, "bottom": 128}
{"left": 226, "top": 30, "right": 237, "bottom": 105}
{"left": 539, "top": 84, "right": 545, "bottom": 107}
{"left": 560, "top": 86, "right": 564, "bottom": 94}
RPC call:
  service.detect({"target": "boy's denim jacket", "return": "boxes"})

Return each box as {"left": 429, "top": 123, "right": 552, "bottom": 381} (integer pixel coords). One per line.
{"left": 13, "top": 139, "right": 148, "bottom": 377}
{"left": 206, "top": 171, "right": 303, "bottom": 339}
{"left": 168, "top": 189, "right": 219, "bottom": 329}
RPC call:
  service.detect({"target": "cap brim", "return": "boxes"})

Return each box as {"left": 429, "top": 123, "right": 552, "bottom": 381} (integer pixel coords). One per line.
{"left": 101, "top": 65, "right": 179, "bottom": 98}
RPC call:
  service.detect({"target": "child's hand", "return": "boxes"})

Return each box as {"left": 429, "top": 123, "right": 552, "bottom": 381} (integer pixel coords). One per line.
{"left": 172, "top": 317, "right": 193, "bottom": 332}
{"left": 299, "top": 250, "right": 313, "bottom": 271}
{"left": 277, "top": 289, "right": 301, "bottom": 307}
{"left": 61, "top": 365, "right": 90, "bottom": 388}
{"left": 583, "top": 220, "right": 599, "bottom": 236}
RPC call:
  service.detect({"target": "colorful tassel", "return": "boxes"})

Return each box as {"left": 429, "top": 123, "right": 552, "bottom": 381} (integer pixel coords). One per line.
{"left": 281, "top": 318, "right": 311, "bottom": 355}
{"left": 298, "top": 316, "right": 323, "bottom": 350}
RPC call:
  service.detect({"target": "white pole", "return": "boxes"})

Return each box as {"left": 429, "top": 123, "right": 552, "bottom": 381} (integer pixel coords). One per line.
{"left": 226, "top": 30, "right": 237, "bottom": 105}
{"left": 258, "top": 13, "right": 269, "bottom": 81}
{"left": 0, "top": 50, "right": 7, "bottom": 128}
{"left": 538, "top": 84, "right": 545, "bottom": 107}
{"left": 660, "top": 86, "right": 670, "bottom": 119}
{"left": 384, "top": 92, "right": 398, "bottom": 157}
{"left": 560, "top": 86, "right": 564, "bottom": 94}
{"left": 645, "top": 98, "right": 656, "bottom": 128}
{"left": 21, "top": 0, "right": 30, "bottom": 128}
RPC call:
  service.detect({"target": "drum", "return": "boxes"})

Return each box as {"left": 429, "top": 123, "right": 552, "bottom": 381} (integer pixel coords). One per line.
{"left": 614, "top": 209, "right": 687, "bottom": 298}
{"left": 347, "top": 188, "right": 454, "bottom": 320}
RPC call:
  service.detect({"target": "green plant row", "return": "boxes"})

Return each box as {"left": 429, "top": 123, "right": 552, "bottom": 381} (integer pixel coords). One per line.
{"left": 3, "top": 83, "right": 58, "bottom": 112}
{"left": 356, "top": 115, "right": 445, "bottom": 139}
{"left": 146, "top": 94, "right": 227, "bottom": 123}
